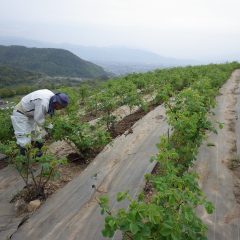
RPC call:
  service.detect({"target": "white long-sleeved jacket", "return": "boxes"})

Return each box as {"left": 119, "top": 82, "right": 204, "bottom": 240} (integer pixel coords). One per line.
{"left": 15, "top": 89, "right": 55, "bottom": 126}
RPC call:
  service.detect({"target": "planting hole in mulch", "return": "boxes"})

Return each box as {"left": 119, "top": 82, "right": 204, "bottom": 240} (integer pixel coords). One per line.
{"left": 11, "top": 184, "right": 45, "bottom": 204}
{"left": 67, "top": 153, "right": 86, "bottom": 164}
{"left": 67, "top": 146, "right": 105, "bottom": 165}
{"left": 0, "top": 153, "right": 8, "bottom": 170}
{"left": 0, "top": 159, "right": 8, "bottom": 170}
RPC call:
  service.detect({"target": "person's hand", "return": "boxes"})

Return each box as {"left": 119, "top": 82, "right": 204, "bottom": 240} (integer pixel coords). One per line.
{"left": 47, "top": 123, "right": 54, "bottom": 129}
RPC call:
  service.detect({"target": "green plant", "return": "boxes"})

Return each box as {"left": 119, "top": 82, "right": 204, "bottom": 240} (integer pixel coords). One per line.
{"left": 99, "top": 166, "right": 214, "bottom": 239}
{"left": 1, "top": 141, "right": 67, "bottom": 200}
{"left": 0, "top": 108, "right": 14, "bottom": 143}
{"left": 52, "top": 113, "right": 111, "bottom": 156}
{"left": 97, "top": 91, "right": 118, "bottom": 131}
{"left": 98, "top": 63, "right": 240, "bottom": 239}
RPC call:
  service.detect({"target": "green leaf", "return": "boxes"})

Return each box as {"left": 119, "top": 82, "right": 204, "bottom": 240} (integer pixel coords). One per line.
{"left": 204, "top": 201, "right": 214, "bottom": 214}
{"left": 116, "top": 192, "right": 128, "bottom": 202}
{"left": 102, "top": 228, "right": 114, "bottom": 237}
{"left": 130, "top": 223, "right": 139, "bottom": 235}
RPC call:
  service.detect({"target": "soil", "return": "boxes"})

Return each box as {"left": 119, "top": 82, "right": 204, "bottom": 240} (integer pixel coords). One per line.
{"left": 143, "top": 162, "right": 162, "bottom": 203}
{"left": 110, "top": 103, "right": 158, "bottom": 138}
{"left": 11, "top": 185, "right": 45, "bottom": 203}
{"left": 0, "top": 158, "right": 8, "bottom": 170}
{"left": 80, "top": 111, "right": 102, "bottom": 122}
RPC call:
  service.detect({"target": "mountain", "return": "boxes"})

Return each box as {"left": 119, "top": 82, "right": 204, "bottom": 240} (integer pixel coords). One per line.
{"left": 0, "top": 36, "right": 199, "bottom": 75}
{"left": 61, "top": 45, "right": 201, "bottom": 75}
{"left": 62, "top": 44, "right": 196, "bottom": 65}
{"left": 0, "top": 45, "right": 109, "bottom": 79}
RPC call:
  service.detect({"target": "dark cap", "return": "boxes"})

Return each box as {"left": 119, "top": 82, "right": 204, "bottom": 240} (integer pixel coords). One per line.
{"left": 48, "top": 92, "right": 69, "bottom": 116}
{"left": 55, "top": 93, "right": 69, "bottom": 106}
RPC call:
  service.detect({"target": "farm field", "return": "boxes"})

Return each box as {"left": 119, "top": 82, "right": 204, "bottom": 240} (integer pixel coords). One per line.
{"left": 1, "top": 63, "right": 240, "bottom": 239}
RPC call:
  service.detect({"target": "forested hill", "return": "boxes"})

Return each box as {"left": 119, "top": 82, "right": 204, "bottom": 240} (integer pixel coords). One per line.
{"left": 0, "top": 45, "right": 109, "bottom": 79}
{"left": 0, "top": 65, "right": 42, "bottom": 87}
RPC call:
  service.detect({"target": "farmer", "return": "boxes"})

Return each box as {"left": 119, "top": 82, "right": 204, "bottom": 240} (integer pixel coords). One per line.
{"left": 11, "top": 89, "right": 69, "bottom": 156}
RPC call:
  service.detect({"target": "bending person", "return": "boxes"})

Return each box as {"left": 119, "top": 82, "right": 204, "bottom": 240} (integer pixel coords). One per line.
{"left": 11, "top": 89, "right": 69, "bottom": 156}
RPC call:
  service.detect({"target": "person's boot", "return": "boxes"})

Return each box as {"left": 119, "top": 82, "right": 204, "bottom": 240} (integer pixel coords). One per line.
{"left": 19, "top": 146, "right": 26, "bottom": 156}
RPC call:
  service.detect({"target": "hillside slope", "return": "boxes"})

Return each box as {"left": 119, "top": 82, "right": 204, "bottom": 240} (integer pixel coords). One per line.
{"left": 0, "top": 45, "right": 108, "bottom": 79}
{"left": 0, "top": 65, "right": 42, "bottom": 87}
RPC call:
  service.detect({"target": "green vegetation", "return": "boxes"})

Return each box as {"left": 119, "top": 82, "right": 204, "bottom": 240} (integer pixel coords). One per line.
{"left": 1, "top": 62, "right": 240, "bottom": 238}
{"left": 0, "top": 65, "right": 42, "bottom": 87}
{"left": 0, "top": 65, "right": 44, "bottom": 97}
{"left": 98, "top": 62, "right": 240, "bottom": 240}
{"left": 0, "top": 108, "right": 14, "bottom": 143}
{"left": 49, "top": 63, "right": 240, "bottom": 158}
{"left": 52, "top": 115, "right": 111, "bottom": 157}
{"left": 0, "top": 45, "right": 109, "bottom": 79}
{"left": 0, "top": 141, "right": 67, "bottom": 201}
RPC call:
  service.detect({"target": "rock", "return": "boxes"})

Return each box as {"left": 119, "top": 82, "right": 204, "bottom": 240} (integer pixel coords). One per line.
{"left": 48, "top": 140, "right": 77, "bottom": 158}
{"left": 27, "top": 199, "right": 41, "bottom": 212}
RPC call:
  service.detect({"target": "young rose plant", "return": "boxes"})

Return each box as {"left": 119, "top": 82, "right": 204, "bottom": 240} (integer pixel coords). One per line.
{"left": 1, "top": 139, "right": 67, "bottom": 200}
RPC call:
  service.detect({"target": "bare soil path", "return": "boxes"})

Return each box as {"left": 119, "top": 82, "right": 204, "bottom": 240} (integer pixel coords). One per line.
{"left": 195, "top": 69, "right": 240, "bottom": 239}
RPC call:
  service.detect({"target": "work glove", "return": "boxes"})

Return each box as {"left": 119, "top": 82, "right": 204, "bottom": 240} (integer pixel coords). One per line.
{"left": 47, "top": 123, "right": 54, "bottom": 129}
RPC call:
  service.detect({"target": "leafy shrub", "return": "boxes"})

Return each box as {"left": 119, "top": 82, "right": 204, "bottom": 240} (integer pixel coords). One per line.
{"left": 0, "top": 108, "right": 14, "bottom": 143}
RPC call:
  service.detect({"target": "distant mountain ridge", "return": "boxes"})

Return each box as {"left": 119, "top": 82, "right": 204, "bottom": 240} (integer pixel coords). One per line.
{"left": 0, "top": 36, "right": 200, "bottom": 75}
{"left": 62, "top": 45, "right": 197, "bottom": 65}
{"left": 0, "top": 45, "right": 108, "bottom": 79}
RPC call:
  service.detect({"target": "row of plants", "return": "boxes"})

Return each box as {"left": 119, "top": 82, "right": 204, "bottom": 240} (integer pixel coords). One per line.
{"left": 0, "top": 62, "right": 239, "bottom": 208}
{"left": 52, "top": 63, "right": 240, "bottom": 157}
{"left": 98, "top": 62, "right": 240, "bottom": 239}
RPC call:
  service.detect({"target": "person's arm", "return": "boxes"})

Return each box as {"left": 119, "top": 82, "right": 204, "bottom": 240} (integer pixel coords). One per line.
{"left": 33, "top": 99, "right": 47, "bottom": 126}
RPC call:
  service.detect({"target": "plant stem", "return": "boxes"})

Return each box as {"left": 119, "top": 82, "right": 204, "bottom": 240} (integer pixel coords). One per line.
{"left": 38, "top": 166, "right": 44, "bottom": 189}
{"left": 30, "top": 168, "right": 38, "bottom": 192}
{"left": 42, "top": 168, "right": 53, "bottom": 188}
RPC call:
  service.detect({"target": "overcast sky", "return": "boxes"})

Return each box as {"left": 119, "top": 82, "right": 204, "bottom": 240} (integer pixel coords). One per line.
{"left": 0, "top": 0, "right": 240, "bottom": 61}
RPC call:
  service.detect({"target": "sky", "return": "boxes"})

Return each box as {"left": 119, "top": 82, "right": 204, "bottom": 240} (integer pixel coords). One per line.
{"left": 0, "top": 0, "right": 240, "bottom": 61}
